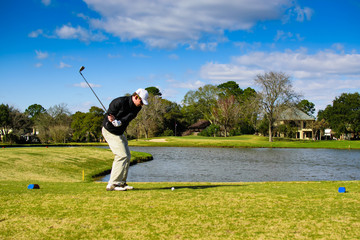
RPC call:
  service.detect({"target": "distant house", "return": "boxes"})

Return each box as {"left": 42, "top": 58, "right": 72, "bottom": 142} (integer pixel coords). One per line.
{"left": 276, "top": 108, "right": 315, "bottom": 140}
{"left": 183, "top": 120, "right": 210, "bottom": 136}
{"left": 324, "top": 128, "right": 335, "bottom": 140}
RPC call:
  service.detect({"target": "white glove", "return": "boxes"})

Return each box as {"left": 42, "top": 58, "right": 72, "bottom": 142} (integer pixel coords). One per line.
{"left": 112, "top": 120, "right": 122, "bottom": 127}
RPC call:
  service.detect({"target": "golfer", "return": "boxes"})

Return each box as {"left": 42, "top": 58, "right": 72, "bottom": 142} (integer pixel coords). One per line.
{"left": 102, "top": 88, "right": 149, "bottom": 191}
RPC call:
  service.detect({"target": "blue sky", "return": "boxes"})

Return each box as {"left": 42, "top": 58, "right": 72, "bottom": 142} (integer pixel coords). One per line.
{"left": 1, "top": 0, "right": 360, "bottom": 114}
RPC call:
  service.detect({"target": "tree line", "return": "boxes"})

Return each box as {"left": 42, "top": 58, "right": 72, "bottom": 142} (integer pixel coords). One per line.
{"left": 1, "top": 71, "right": 359, "bottom": 144}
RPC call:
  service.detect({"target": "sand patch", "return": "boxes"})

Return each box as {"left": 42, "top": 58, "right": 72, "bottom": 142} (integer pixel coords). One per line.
{"left": 149, "top": 139, "right": 167, "bottom": 142}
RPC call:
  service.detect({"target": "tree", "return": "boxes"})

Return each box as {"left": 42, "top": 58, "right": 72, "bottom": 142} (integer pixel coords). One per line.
{"left": 254, "top": 71, "right": 300, "bottom": 142}
{"left": 8, "top": 108, "right": 33, "bottom": 142}
{"left": 182, "top": 83, "right": 259, "bottom": 136}
{"left": 311, "top": 119, "right": 329, "bottom": 140}
{"left": 161, "top": 99, "right": 186, "bottom": 136}
{"left": 0, "top": 104, "right": 32, "bottom": 143}
{"left": 146, "top": 86, "right": 162, "bottom": 96}
{"left": 34, "top": 112, "right": 53, "bottom": 143}
{"left": 71, "top": 111, "right": 87, "bottom": 141}
{"left": 217, "top": 82, "right": 260, "bottom": 136}
{"left": 0, "top": 104, "right": 11, "bottom": 142}
{"left": 128, "top": 94, "right": 166, "bottom": 138}
{"left": 297, "top": 100, "right": 315, "bottom": 116}
{"left": 35, "top": 104, "right": 72, "bottom": 143}
{"left": 84, "top": 106, "right": 105, "bottom": 141}
{"left": 182, "top": 84, "right": 219, "bottom": 124}
{"left": 238, "top": 87, "right": 259, "bottom": 135}
{"left": 71, "top": 106, "right": 104, "bottom": 142}
{"left": 212, "top": 95, "right": 241, "bottom": 137}
{"left": 24, "top": 104, "right": 46, "bottom": 138}
{"left": 25, "top": 104, "right": 46, "bottom": 120}
{"left": 217, "top": 81, "right": 243, "bottom": 98}
{"left": 319, "top": 92, "right": 360, "bottom": 139}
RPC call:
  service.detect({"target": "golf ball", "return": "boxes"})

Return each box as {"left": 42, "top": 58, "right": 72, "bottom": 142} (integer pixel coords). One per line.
{"left": 171, "top": 187, "right": 175, "bottom": 191}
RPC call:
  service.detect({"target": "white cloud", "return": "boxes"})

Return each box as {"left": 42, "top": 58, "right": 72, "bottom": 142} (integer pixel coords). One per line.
{"left": 41, "top": 0, "right": 51, "bottom": 6}
{"left": 132, "top": 53, "right": 151, "bottom": 58}
{"left": 283, "top": 6, "right": 314, "bottom": 23}
{"left": 35, "top": 63, "right": 43, "bottom": 68}
{"left": 274, "top": 30, "right": 293, "bottom": 41}
{"left": 274, "top": 30, "right": 304, "bottom": 42}
{"left": 234, "top": 41, "right": 262, "bottom": 51}
{"left": 85, "top": 0, "right": 296, "bottom": 48}
{"left": 230, "top": 49, "right": 360, "bottom": 77}
{"left": 171, "top": 80, "right": 205, "bottom": 90}
{"left": 161, "top": 88, "right": 178, "bottom": 100}
{"left": 35, "top": 50, "right": 49, "bottom": 59}
{"left": 74, "top": 82, "right": 101, "bottom": 88}
{"left": 187, "top": 42, "right": 218, "bottom": 51}
{"left": 294, "top": 6, "right": 314, "bottom": 22}
{"left": 108, "top": 53, "right": 122, "bottom": 58}
{"left": 199, "top": 48, "right": 360, "bottom": 111}
{"left": 29, "top": 24, "right": 107, "bottom": 43}
{"left": 29, "top": 29, "right": 43, "bottom": 38}
{"left": 168, "top": 54, "right": 179, "bottom": 60}
{"left": 58, "top": 62, "right": 72, "bottom": 69}
{"left": 55, "top": 24, "right": 107, "bottom": 43}
{"left": 200, "top": 62, "right": 261, "bottom": 87}
{"left": 332, "top": 43, "right": 345, "bottom": 53}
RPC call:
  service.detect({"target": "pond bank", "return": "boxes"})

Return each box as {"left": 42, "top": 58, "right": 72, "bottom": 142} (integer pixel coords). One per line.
{"left": 128, "top": 135, "right": 360, "bottom": 149}
{"left": 1, "top": 135, "right": 360, "bottom": 149}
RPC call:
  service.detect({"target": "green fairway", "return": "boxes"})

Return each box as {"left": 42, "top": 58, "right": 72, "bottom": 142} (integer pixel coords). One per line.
{"left": 1, "top": 181, "right": 360, "bottom": 239}
{"left": 1, "top": 146, "right": 360, "bottom": 239}
{"left": 0, "top": 147, "right": 152, "bottom": 182}
{"left": 128, "top": 135, "right": 360, "bottom": 149}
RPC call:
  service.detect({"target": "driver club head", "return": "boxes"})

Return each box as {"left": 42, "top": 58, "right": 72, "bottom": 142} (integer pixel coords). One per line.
{"left": 79, "top": 66, "right": 85, "bottom": 72}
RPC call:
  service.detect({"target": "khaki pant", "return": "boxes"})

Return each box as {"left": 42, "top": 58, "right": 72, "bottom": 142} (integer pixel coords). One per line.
{"left": 102, "top": 127, "right": 131, "bottom": 186}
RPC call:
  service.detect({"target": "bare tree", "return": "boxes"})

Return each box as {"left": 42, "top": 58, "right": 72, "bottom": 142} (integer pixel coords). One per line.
{"left": 212, "top": 95, "right": 241, "bottom": 137}
{"left": 128, "top": 95, "right": 166, "bottom": 138}
{"left": 254, "top": 71, "right": 300, "bottom": 142}
{"left": 35, "top": 104, "right": 72, "bottom": 143}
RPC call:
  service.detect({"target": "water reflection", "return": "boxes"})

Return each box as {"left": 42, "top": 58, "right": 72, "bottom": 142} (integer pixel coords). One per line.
{"left": 100, "top": 147, "right": 360, "bottom": 182}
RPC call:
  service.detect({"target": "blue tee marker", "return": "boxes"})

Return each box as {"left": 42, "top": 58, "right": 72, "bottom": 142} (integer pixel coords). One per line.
{"left": 338, "top": 187, "right": 346, "bottom": 193}
{"left": 27, "top": 184, "right": 40, "bottom": 189}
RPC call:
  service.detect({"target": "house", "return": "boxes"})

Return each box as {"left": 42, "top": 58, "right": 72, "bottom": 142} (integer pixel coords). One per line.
{"left": 183, "top": 120, "right": 210, "bottom": 136}
{"left": 276, "top": 108, "right": 315, "bottom": 140}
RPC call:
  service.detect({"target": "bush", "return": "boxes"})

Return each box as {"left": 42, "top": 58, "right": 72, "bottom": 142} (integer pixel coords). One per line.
{"left": 162, "top": 129, "right": 174, "bottom": 136}
{"left": 199, "top": 124, "right": 220, "bottom": 137}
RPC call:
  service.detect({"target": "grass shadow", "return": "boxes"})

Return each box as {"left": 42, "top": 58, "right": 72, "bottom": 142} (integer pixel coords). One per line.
{"left": 133, "top": 184, "right": 247, "bottom": 191}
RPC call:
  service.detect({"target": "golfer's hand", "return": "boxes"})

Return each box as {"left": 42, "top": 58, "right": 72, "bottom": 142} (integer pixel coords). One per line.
{"left": 112, "top": 120, "right": 122, "bottom": 127}
{"left": 108, "top": 114, "right": 115, "bottom": 122}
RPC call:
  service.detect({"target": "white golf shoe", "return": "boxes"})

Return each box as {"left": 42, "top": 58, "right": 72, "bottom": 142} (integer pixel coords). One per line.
{"left": 106, "top": 184, "right": 126, "bottom": 191}
{"left": 122, "top": 184, "right": 134, "bottom": 190}
{"left": 106, "top": 183, "right": 134, "bottom": 191}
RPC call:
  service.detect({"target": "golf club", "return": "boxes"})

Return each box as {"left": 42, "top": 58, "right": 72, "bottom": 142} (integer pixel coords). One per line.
{"left": 79, "top": 66, "right": 107, "bottom": 112}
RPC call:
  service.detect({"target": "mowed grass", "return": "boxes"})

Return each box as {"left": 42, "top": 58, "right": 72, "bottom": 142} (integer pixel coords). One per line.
{"left": 129, "top": 135, "right": 360, "bottom": 149}
{"left": 0, "top": 147, "right": 152, "bottom": 182}
{"left": 1, "top": 181, "right": 360, "bottom": 239}
{"left": 1, "top": 147, "right": 360, "bottom": 239}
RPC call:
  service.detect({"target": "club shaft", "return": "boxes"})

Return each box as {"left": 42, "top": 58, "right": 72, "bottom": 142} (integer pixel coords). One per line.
{"left": 79, "top": 72, "right": 107, "bottom": 112}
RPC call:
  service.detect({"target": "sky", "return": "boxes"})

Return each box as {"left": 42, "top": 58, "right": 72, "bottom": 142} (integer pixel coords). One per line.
{"left": 1, "top": 0, "right": 360, "bottom": 115}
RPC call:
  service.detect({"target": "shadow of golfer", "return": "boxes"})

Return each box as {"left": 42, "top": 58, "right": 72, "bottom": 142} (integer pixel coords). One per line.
{"left": 133, "top": 184, "right": 247, "bottom": 191}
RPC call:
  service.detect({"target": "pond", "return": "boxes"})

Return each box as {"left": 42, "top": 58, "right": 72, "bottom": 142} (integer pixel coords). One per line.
{"left": 100, "top": 147, "right": 360, "bottom": 182}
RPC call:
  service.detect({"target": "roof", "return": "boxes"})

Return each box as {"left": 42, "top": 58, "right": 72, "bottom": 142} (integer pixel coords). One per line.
{"left": 188, "top": 120, "right": 211, "bottom": 129}
{"left": 278, "top": 108, "right": 315, "bottom": 121}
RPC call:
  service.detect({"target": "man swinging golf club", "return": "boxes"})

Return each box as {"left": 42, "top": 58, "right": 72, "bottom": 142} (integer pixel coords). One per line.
{"left": 102, "top": 88, "right": 149, "bottom": 191}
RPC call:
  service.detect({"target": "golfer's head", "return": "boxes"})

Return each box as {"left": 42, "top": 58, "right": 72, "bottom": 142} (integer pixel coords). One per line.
{"left": 134, "top": 88, "right": 149, "bottom": 106}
